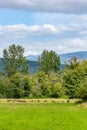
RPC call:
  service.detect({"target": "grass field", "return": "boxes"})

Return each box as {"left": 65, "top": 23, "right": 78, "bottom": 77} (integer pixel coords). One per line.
{"left": 0, "top": 100, "right": 87, "bottom": 130}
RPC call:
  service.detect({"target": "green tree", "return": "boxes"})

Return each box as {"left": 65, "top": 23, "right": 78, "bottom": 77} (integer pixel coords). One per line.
{"left": 2, "top": 44, "right": 29, "bottom": 76}
{"left": 38, "top": 50, "right": 60, "bottom": 73}
{"left": 63, "top": 60, "right": 87, "bottom": 98}
{"left": 37, "top": 71, "right": 64, "bottom": 98}
{"left": 51, "top": 82, "right": 64, "bottom": 98}
{"left": 77, "top": 77, "right": 87, "bottom": 100}
{"left": 0, "top": 75, "right": 11, "bottom": 98}
{"left": 37, "top": 71, "right": 50, "bottom": 97}
{"left": 9, "top": 73, "right": 32, "bottom": 98}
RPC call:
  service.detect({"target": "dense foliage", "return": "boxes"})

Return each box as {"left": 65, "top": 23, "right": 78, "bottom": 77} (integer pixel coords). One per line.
{"left": 2, "top": 44, "right": 29, "bottom": 76}
{"left": 38, "top": 50, "right": 60, "bottom": 73}
{"left": 0, "top": 44, "right": 87, "bottom": 100}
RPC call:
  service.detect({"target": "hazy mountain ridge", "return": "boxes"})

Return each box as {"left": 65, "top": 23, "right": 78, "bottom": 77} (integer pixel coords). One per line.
{"left": 0, "top": 60, "right": 38, "bottom": 74}
{"left": 26, "top": 55, "right": 39, "bottom": 61}
{"left": 26, "top": 51, "right": 87, "bottom": 63}
{"left": 60, "top": 51, "right": 87, "bottom": 63}
{"left": 0, "top": 51, "right": 87, "bottom": 73}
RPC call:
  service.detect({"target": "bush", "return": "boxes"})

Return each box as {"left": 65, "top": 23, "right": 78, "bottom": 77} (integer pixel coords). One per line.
{"left": 77, "top": 77, "right": 87, "bottom": 100}
{"left": 50, "top": 82, "right": 64, "bottom": 98}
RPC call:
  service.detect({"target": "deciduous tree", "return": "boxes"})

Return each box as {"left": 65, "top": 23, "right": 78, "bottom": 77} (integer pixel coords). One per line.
{"left": 38, "top": 50, "right": 60, "bottom": 73}
{"left": 2, "top": 44, "right": 29, "bottom": 76}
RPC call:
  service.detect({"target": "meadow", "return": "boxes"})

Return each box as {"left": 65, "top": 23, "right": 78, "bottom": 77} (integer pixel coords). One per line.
{"left": 0, "top": 99, "right": 87, "bottom": 130}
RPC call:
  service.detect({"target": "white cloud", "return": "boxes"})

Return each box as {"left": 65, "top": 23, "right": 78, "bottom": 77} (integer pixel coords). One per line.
{"left": 0, "top": 37, "right": 87, "bottom": 57}
{"left": 0, "top": 23, "right": 87, "bottom": 56}
{"left": 0, "top": 0, "right": 87, "bottom": 13}
{"left": 22, "top": 38, "right": 87, "bottom": 56}
{"left": 0, "top": 23, "right": 84, "bottom": 40}
{"left": 0, "top": 24, "right": 74, "bottom": 40}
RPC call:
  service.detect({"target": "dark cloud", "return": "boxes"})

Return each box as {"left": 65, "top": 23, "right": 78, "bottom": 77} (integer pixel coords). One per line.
{"left": 0, "top": 0, "right": 87, "bottom": 14}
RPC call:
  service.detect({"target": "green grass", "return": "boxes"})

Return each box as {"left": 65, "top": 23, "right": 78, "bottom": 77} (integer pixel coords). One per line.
{"left": 0, "top": 102, "right": 87, "bottom": 130}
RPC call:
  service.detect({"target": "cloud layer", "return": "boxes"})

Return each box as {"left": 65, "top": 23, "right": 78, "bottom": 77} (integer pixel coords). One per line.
{"left": 0, "top": 24, "right": 74, "bottom": 39}
{"left": 0, "top": 38, "right": 87, "bottom": 57}
{"left": 0, "top": 0, "right": 87, "bottom": 13}
{"left": 0, "top": 23, "right": 87, "bottom": 40}
{"left": 0, "top": 23, "right": 87, "bottom": 56}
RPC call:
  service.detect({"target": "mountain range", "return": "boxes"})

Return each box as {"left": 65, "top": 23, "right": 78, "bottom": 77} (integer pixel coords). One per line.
{"left": 0, "top": 51, "right": 87, "bottom": 73}
{"left": 26, "top": 51, "right": 87, "bottom": 63}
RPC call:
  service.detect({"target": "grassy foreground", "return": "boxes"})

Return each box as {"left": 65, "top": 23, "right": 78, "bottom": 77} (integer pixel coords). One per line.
{"left": 0, "top": 101, "right": 87, "bottom": 130}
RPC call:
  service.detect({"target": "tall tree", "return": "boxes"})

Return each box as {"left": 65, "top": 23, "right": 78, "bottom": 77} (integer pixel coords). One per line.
{"left": 2, "top": 44, "right": 29, "bottom": 76}
{"left": 38, "top": 50, "right": 60, "bottom": 73}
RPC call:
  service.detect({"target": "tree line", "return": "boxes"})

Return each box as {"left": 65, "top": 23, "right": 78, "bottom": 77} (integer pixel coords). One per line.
{"left": 0, "top": 44, "right": 87, "bottom": 100}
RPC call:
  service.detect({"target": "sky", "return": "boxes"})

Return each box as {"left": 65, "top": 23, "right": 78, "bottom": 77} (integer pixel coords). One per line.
{"left": 0, "top": 0, "right": 87, "bottom": 56}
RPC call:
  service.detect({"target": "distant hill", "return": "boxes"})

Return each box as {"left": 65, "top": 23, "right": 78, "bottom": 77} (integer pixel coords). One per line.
{"left": 28, "top": 61, "right": 38, "bottom": 73}
{"left": 0, "top": 51, "right": 87, "bottom": 73}
{"left": 26, "top": 51, "right": 87, "bottom": 63}
{"left": 0, "top": 59, "right": 38, "bottom": 74}
{"left": 26, "top": 55, "right": 39, "bottom": 61}
{"left": 60, "top": 51, "right": 87, "bottom": 63}
{"left": 26, "top": 51, "right": 87, "bottom": 73}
